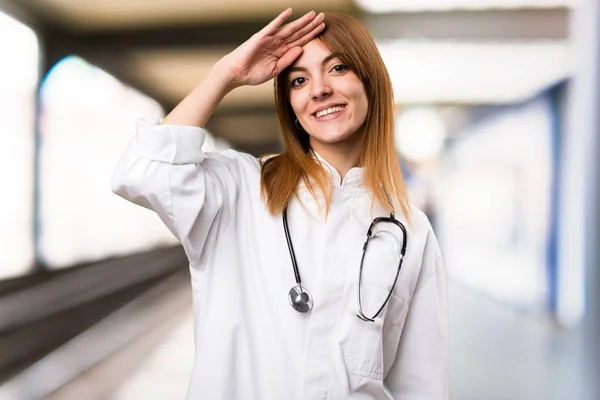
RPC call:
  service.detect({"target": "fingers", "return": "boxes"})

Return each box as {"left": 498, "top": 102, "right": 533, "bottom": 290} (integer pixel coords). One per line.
{"left": 275, "top": 47, "right": 304, "bottom": 75}
{"left": 259, "top": 8, "right": 293, "bottom": 36}
{"left": 287, "top": 21, "right": 325, "bottom": 49}
{"left": 285, "top": 13, "right": 325, "bottom": 47}
{"left": 276, "top": 10, "right": 320, "bottom": 40}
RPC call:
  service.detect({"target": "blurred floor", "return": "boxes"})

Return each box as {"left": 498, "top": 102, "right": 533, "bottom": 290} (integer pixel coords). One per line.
{"left": 107, "top": 312, "right": 194, "bottom": 400}
{"left": 68, "top": 279, "right": 586, "bottom": 400}
{"left": 448, "top": 280, "right": 585, "bottom": 400}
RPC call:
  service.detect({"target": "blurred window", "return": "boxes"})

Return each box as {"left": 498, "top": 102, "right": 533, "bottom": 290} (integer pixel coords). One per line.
{"left": 38, "top": 56, "right": 178, "bottom": 269}
{"left": 0, "top": 11, "right": 38, "bottom": 279}
{"left": 437, "top": 95, "right": 554, "bottom": 308}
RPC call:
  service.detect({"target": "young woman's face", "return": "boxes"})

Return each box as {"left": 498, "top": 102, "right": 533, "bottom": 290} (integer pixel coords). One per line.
{"left": 288, "top": 39, "right": 369, "bottom": 150}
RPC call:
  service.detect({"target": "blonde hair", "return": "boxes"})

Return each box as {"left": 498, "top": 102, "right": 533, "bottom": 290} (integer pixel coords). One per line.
{"left": 260, "top": 12, "right": 410, "bottom": 219}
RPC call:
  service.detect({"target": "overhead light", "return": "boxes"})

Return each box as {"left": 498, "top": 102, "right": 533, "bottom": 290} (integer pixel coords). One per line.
{"left": 395, "top": 107, "right": 446, "bottom": 162}
{"left": 356, "top": 0, "right": 574, "bottom": 13}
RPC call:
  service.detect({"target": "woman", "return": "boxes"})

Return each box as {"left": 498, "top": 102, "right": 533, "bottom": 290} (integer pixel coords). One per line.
{"left": 112, "top": 9, "right": 448, "bottom": 400}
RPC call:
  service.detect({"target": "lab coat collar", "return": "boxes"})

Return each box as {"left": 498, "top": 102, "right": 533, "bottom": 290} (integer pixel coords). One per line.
{"left": 311, "top": 150, "right": 365, "bottom": 190}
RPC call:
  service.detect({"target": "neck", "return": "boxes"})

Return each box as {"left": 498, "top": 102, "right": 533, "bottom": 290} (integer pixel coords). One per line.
{"left": 310, "top": 135, "right": 364, "bottom": 182}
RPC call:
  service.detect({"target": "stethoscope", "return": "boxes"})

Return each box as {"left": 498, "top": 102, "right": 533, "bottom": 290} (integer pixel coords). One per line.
{"left": 283, "top": 206, "right": 408, "bottom": 324}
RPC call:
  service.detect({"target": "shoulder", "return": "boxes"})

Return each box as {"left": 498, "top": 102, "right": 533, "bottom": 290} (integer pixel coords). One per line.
{"left": 397, "top": 203, "right": 436, "bottom": 239}
{"left": 406, "top": 203, "right": 444, "bottom": 290}
{"left": 258, "top": 153, "right": 281, "bottom": 166}
{"left": 408, "top": 203, "right": 440, "bottom": 253}
{"left": 409, "top": 204, "right": 434, "bottom": 231}
{"left": 204, "top": 149, "right": 262, "bottom": 174}
{"left": 208, "top": 150, "right": 285, "bottom": 172}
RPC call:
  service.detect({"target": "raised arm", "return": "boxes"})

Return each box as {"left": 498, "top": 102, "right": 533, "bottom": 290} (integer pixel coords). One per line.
{"left": 111, "top": 9, "right": 324, "bottom": 262}
{"left": 161, "top": 8, "right": 325, "bottom": 127}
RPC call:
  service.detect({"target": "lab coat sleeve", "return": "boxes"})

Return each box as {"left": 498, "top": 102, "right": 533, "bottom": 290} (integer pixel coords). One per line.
{"left": 384, "top": 228, "right": 449, "bottom": 400}
{"left": 110, "top": 117, "right": 247, "bottom": 262}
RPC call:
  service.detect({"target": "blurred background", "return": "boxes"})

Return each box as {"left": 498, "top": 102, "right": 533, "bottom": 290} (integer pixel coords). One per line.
{"left": 0, "top": 0, "right": 598, "bottom": 399}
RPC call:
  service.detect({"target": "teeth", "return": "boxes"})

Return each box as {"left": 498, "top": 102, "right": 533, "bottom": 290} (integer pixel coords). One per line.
{"left": 316, "top": 106, "right": 345, "bottom": 118}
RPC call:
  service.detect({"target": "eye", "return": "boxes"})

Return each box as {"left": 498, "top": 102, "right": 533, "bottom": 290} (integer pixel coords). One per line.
{"left": 290, "top": 77, "right": 306, "bottom": 88}
{"left": 331, "top": 64, "right": 349, "bottom": 73}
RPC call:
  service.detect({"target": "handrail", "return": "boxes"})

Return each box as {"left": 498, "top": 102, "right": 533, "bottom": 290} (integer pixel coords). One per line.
{"left": 0, "top": 268, "right": 191, "bottom": 400}
{"left": 0, "top": 246, "right": 186, "bottom": 334}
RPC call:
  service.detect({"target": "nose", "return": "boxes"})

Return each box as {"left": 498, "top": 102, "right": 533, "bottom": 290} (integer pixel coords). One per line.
{"left": 309, "top": 75, "right": 332, "bottom": 100}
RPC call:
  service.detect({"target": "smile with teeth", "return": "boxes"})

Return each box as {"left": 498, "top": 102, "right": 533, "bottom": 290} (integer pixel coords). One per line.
{"left": 315, "top": 105, "right": 346, "bottom": 119}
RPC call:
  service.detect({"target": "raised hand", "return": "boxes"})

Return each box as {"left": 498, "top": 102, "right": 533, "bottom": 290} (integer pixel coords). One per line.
{"left": 161, "top": 9, "right": 324, "bottom": 127}
{"left": 220, "top": 9, "right": 325, "bottom": 88}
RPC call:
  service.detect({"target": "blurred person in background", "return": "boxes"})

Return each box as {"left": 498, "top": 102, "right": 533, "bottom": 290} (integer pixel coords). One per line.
{"left": 111, "top": 8, "right": 447, "bottom": 400}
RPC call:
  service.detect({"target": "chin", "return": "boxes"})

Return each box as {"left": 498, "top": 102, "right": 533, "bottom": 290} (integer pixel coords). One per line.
{"left": 311, "top": 135, "right": 350, "bottom": 146}
{"left": 309, "top": 129, "right": 360, "bottom": 146}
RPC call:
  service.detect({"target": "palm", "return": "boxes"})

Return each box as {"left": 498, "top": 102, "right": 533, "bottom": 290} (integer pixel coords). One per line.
{"left": 235, "top": 40, "right": 287, "bottom": 85}
{"left": 225, "top": 9, "right": 325, "bottom": 87}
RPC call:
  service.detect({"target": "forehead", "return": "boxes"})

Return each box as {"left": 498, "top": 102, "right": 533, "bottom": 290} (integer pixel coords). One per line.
{"left": 291, "top": 39, "right": 335, "bottom": 67}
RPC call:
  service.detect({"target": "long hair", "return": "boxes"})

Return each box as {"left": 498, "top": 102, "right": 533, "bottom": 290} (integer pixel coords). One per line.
{"left": 260, "top": 12, "right": 411, "bottom": 219}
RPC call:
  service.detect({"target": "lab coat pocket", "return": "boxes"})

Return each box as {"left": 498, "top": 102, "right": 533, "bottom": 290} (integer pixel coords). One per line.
{"left": 345, "top": 285, "right": 409, "bottom": 380}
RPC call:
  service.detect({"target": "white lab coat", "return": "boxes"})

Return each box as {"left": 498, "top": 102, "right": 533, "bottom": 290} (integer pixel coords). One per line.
{"left": 111, "top": 118, "right": 448, "bottom": 400}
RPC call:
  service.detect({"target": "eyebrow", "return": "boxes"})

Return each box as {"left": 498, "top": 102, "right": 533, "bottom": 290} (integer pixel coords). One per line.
{"left": 288, "top": 52, "right": 344, "bottom": 74}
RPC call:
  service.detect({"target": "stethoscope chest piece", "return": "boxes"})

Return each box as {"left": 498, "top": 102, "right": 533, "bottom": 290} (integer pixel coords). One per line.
{"left": 288, "top": 285, "right": 313, "bottom": 313}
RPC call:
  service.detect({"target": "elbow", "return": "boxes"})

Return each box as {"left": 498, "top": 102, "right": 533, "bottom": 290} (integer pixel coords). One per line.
{"left": 110, "top": 165, "right": 129, "bottom": 199}
{"left": 110, "top": 178, "right": 125, "bottom": 199}
{"left": 109, "top": 151, "right": 145, "bottom": 201}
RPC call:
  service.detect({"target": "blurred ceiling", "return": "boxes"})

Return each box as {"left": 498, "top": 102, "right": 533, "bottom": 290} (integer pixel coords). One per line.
{"left": 21, "top": 0, "right": 352, "bottom": 31}
{"left": 0, "top": 0, "right": 573, "bottom": 153}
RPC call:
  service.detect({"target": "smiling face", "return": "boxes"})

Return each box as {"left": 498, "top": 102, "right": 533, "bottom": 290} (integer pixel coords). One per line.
{"left": 287, "top": 39, "right": 369, "bottom": 153}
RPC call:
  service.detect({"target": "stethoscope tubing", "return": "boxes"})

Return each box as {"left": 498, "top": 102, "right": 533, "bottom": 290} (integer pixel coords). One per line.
{"left": 283, "top": 206, "right": 302, "bottom": 287}
{"left": 283, "top": 207, "right": 408, "bottom": 322}
{"left": 357, "top": 214, "right": 407, "bottom": 322}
